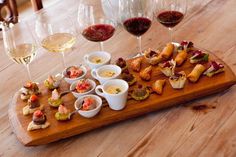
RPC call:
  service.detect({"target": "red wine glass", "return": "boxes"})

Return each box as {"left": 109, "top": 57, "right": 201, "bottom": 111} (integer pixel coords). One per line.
{"left": 77, "top": 0, "right": 116, "bottom": 51}
{"left": 154, "top": 0, "right": 187, "bottom": 42}
{"left": 119, "top": 0, "right": 153, "bottom": 57}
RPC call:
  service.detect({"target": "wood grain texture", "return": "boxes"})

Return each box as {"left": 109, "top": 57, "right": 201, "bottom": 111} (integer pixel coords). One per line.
{"left": 1, "top": 0, "right": 236, "bottom": 156}
{"left": 8, "top": 50, "right": 236, "bottom": 146}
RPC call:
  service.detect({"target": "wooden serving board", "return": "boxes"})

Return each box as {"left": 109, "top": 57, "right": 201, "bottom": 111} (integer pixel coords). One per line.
{"left": 9, "top": 49, "right": 236, "bottom": 146}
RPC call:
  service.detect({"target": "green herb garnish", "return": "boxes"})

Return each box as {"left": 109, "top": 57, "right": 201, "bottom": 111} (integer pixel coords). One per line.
{"left": 96, "top": 59, "right": 101, "bottom": 63}
{"left": 116, "top": 88, "right": 121, "bottom": 94}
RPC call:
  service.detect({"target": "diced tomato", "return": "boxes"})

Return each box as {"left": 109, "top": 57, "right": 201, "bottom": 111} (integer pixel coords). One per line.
{"left": 76, "top": 80, "right": 91, "bottom": 91}
{"left": 30, "top": 94, "right": 38, "bottom": 102}
{"left": 68, "top": 66, "right": 83, "bottom": 78}
{"left": 82, "top": 98, "right": 95, "bottom": 110}
{"left": 34, "top": 110, "right": 43, "bottom": 117}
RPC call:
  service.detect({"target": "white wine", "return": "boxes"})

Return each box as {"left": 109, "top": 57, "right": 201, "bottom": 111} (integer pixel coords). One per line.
{"left": 41, "top": 33, "right": 76, "bottom": 53}
{"left": 8, "top": 43, "right": 37, "bottom": 65}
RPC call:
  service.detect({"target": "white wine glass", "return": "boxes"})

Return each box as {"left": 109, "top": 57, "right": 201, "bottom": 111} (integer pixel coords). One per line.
{"left": 35, "top": 13, "right": 77, "bottom": 68}
{"left": 2, "top": 21, "right": 37, "bottom": 80}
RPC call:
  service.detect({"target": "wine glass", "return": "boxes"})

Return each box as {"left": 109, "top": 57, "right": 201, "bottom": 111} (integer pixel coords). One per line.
{"left": 154, "top": 0, "right": 187, "bottom": 42}
{"left": 119, "top": 0, "right": 153, "bottom": 57}
{"left": 35, "top": 13, "right": 77, "bottom": 68}
{"left": 2, "top": 21, "right": 38, "bottom": 80}
{"left": 77, "top": 0, "right": 116, "bottom": 51}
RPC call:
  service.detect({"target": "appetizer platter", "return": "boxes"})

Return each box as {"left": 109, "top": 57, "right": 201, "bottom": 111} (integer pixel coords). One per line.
{"left": 9, "top": 41, "right": 236, "bottom": 146}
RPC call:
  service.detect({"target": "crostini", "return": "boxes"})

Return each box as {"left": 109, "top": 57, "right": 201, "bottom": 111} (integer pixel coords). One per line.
{"left": 23, "top": 95, "right": 44, "bottom": 116}
{"left": 27, "top": 110, "right": 50, "bottom": 131}
{"left": 19, "top": 82, "right": 40, "bottom": 101}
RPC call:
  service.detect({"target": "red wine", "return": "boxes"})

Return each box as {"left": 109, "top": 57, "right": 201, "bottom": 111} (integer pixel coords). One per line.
{"left": 157, "top": 11, "right": 184, "bottom": 28}
{"left": 82, "top": 24, "right": 115, "bottom": 42}
{"left": 123, "top": 17, "right": 152, "bottom": 37}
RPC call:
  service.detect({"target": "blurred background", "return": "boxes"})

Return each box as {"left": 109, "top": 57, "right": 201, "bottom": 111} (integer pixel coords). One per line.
{"left": 17, "top": 0, "right": 55, "bottom": 18}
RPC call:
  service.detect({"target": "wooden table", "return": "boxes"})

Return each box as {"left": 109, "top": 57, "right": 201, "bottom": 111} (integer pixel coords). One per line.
{"left": 1, "top": 0, "right": 236, "bottom": 156}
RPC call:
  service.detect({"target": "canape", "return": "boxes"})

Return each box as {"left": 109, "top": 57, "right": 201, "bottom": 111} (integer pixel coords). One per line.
{"left": 160, "top": 43, "right": 174, "bottom": 60}
{"left": 169, "top": 71, "right": 187, "bottom": 89}
{"left": 121, "top": 70, "right": 137, "bottom": 86}
{"left": 23, "top": 94, "right": 44, "bottom": 116}
{"left": 144, "top": 48, "right": 162, "bottom": 65}
{"left": 70, "top": 79, "right": 96, "bottom": 98}
{"left": 74, "top": 95, "right": 102, "bottom": 118}
{"left": 130, "top": 85, "right": 150, "bottom": 101}
{"left": 130, "top": 57, "right": 142, "bottom": 72}
{"left": 48, "top": 89, "right": 63, "bottom": 107}
{"left": 44, "top": 74, "right": 63, "bottom": 90}
{"left": 204, "top": 61, "right": 224, "bottom": 77}
{"left": 175, "top": 46, "right": 188, "bottom": 66}
{"left": 140, "top": 66, "right": 152, "bottom": 81}
{"left": 27, "top": 110, "right": 50, "bottom": 131}
{"left": 19, "top": 82, "right": 40, "bottom": 101}
{"left": 115, "top": 57, "right": 128, "bottom": 71}
{"left": 55, "top": 104, "right": 71, "bottom": 121}
{"left": 190, "top": 50, "right": 209, "bottom": 64}
{"left": 152, "top": 79, "right": 166, "bottom": 95}
{"left": 63, "top": 65, "right": 87, "bottom": 84}
{"left": 188, "top": 64, "right": 206, "bottom": 83}
{"left": 159, "top": 59, "right": 176, "bottom": 77}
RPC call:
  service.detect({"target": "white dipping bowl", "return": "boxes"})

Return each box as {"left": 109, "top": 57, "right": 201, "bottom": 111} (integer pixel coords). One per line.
{"left": 91, "top": 64, "right": 122, "bottom": 84}
{"left": 84, "top": 51, "right": 111, "bottom": 69}
{"left": 70, "top": 79, "right": 96, "bottom": 98}
{"left": 63, "top": 65, "right": 87, "bottom": 84}
{"left": 74, "top": 94, "right": 102, "bottom": 118}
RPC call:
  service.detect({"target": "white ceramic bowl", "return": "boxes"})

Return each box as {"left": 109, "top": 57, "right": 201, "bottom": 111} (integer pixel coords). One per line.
{"left": 84, "top": 51, "right": 111, "bottom": 69}
{"left": 91, "top": 64, "right": 122, "bottom": 84}
{"left": 63, "top": 65, "right": 87, "bottom": 84}
{"left": 74, "top": 94, "right": 102, "bottom": 118}
{"left": 70, "top": 79, "right": 96, "bottom": 98}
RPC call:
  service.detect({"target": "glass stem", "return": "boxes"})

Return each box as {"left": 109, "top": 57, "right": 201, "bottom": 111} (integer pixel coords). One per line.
{"left": 61, "top": 52, "right": 66, "bottom": 68}
{"left": 169, "top": 27, "right": 173, "bottom": 43}
{"left": 137, "top": 36, "right": 142, "bottom": 55}
{"left": 99, "top": 42, "right": 104, "bottom": 51}
{"left": 25, "top": 64, "right": 32, "bottom": 81}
